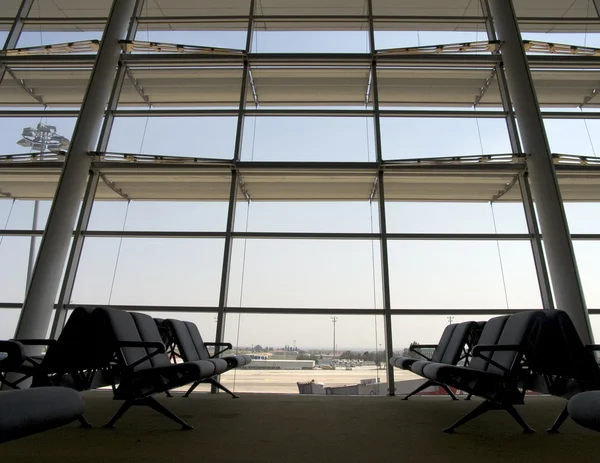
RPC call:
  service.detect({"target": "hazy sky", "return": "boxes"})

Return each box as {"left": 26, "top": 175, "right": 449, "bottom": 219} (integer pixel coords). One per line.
{"left": 1, "top": 26, "right": 600, "bottom": 350}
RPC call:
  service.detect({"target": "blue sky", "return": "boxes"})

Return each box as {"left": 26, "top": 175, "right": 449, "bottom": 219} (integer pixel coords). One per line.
{"left": 1, "top": 26, "right": 600, "bottom": 350}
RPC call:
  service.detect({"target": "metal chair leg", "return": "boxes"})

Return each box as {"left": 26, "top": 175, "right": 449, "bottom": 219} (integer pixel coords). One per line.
{"left": 443, "top": 401, "right": 493, "bottom": 433}
{"left": 103, "top": 400, "right": 133, "bottom": 428}
{"left": 505, "top": 404, "right": 535, "bottom": 434}
{"left": 145, "top": 397, "right": 193, "bottom": 430}
{"left": 183, "top": 381, "right": 200, "bottom": 398}
{"left": 402, "top": 380, "right": 435, "bottom": 400}
{"left": 208, "top": 378, "right": 239, "bottom": 399}
{"left": 546, "top": 404, "right": 569, "bottom": 434}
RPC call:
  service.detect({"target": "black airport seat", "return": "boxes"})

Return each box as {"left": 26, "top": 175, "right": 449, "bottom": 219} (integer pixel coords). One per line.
{"left": 390, "top": 321, "right": 482, "bottom": 400}
{"left": 161, "top": 318, "right": 252, "bottom": 398}
{"left": 525, "top": 309, "right": 600, "bottom": 433}
{"left": 92, "top": 307, "right": 219, "bottom": 430}
{"left": 567, "top": 392, "right": 600, "bottom": 432}
{"left": 419, "top": 311, "right": 545, "bottom": 433}
{"left": 0, "top": 340, "right": 89, "bottom": 443}
{"left": 0, "top": 307, "right": 104, "bottom": 391}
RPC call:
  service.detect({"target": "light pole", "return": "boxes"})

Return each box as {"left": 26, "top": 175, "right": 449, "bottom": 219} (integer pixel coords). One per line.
{"left": 17, "top": 123, "right": 70, "bottom": 290}
{"left": 331, "top": 316, "right": 338, "bottom": 366}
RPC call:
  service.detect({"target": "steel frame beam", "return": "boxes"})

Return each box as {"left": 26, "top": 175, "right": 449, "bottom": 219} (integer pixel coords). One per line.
{"left": 51, "top": 171, "right": 99, "bottom": 337}
{"left": 14, "top": 0, "right": 139, "bottom": 346}
{"left": 488, "top": 0, "right": 592, "bottom": 343}
{"left": 212, "top": 0, "right": 256, "bottom": 394}
{"left": 482, "top": 0, "right": 553, "bottom": 309}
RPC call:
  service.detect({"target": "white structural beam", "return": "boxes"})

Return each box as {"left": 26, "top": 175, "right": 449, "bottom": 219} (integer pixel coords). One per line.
{"left": 14, "top": 0, "right": 138, "bottom": 344}
{"left": 488, "top": 0, "right": 593, "bottom": 343}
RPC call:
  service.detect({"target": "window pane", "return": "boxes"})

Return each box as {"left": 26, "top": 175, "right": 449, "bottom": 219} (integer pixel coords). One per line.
{"left": 381, "top": 118, "right": 511, "bottom": 159}
{"left": 388, "top": 240, "right": 542, "bottom": 310}
{"left": 227, "top": 239, "right": 383, "bottom": 309}
{"left": 0, "top": 117, "right": 76, "bottom": 154}
{"left": 221, "top": 313, "right": 385, "bottom": 394}
{"left": 372, "top": 1, "right": 483, "bottom": 16}
{"left": 242, "top": 117, "right": 375, "bottom": 162}
{"left": 72, "top": 238, "right": 224, "bottom": 306}
{"left": 252, "top": 29, "right": 369, "bottom": 53}
{"left": 375, "top": 30, "right": 487, "bottom": 51}
{"left": 385, "top": 202, "right": 527, "bottom": 234}
{"left": 573, "top": 241, "right": 600, "bottom": 308}
{"left": 565, "top": 203, "right": 600, "bottom": 234}
{"left": 0, "top": 308, "right": 21, "bottom": 339}
{"left": 0, "top": 237, "right": 33, "bottom": 303}
{"left": 89, "top": 201, "right": 230, "bottom": 232}
{"left": 135, "top": 28, "right": 247, "bottom": 50}
{"left": 16, "top": 30, "right": 103, "bottom": 49}
{"left": 235, "top": 200, "right": 379, "bottom": 233}
{"left": 107, "top": 117, "right": 238, "bottom": 159}
{"left": 544, "top": 119, "right": 600, "bottom": 155}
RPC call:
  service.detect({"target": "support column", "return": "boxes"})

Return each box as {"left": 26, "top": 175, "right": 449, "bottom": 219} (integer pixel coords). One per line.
{"left": 0, "top": 0, "right": 34, "bottom": 84}
{"left": 14, "top": 0, "right": 138, "bottom": 343}
{"left": 488, "top": 0, "right": 592, "bottom": 343}
{"left": 481, "top": 0, "right": 553, "bottom": 309}
{"left": 368, "top": 0, "right": 395, "bottom": 395}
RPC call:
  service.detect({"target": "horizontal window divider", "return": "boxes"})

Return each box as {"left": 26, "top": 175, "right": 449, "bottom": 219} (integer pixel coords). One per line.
{"left": 0, "top": 110, "right": 80, "bottom": 117}
{"left": 81, "top": 231, "right": 227, "bottom": 238}
{"left": 0, "top": 230, "right": 44, "bottom": 237}
{"left": 232, "top": 232, "right": 381, "bottom": 239}
{"left": 137, "top": 15, "right": 251, "bottom": 24}
{"left": 389, "top": 308, "right": 541, "bottom": 315}
{"left": 542, "top": 112, "right": 600, "bottom": 120}
{"left": 235, "top": 161, "right": 378, "bottom": 169}
{"left": 571, "top": 234, "right": 600, "bottom": 240}
{"left": 113, "top": 109, "right": 239, "bottom": 117}
{"left": 0, "top": 55, "right": 94, "bottom": 66}
{"left": 0, "top": 303, "right": 25, "bottom": 309}
{"left": 386, "top": 233, "right": 532, "bottom": 240}
{"left": 65, "top": 304, "right": 218, "bottom": 313}
{"left": 21, "top": 17, "right": 108, "bottom": 25}
{"left": 224, "top": 307, "right": 384, "bottom": 315}
{"left": 379, "top": 110, "right": 508, "bottom": 118}
{"left": 244, "top": 109, "right": 375, "bottom": 117}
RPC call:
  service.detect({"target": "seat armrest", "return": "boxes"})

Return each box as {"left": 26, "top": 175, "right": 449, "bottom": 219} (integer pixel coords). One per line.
{"left": 472, "top": 344, "right": 523, "bottom": 357}
{"left": 116, "top": 341, "right": 166, "bottom": 369}
{"left": 116, "top": 341, "right": 165, "bottom": 353}
{"left": 205, "top": 342, "right": 232, "bottom": 357}
{"left": 0, "top": 340, "right": 26, "bottom": 369}
{"left": 10, "top": 339, "right": 58, "bottom": 347}
{"left": 410, "top": 344, "right": 437, "bottom": 351}
{"left": 409, "top": 344, "right": 437, "bottom": 361}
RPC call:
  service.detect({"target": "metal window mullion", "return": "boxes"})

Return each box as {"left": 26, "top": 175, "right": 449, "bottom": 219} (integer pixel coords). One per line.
{"left": 518, "top": 172, "right": 554, "bottom": 309}
{"left": 212, "top": 2, "right": 255, "bottom": 394}
{"left": 0, "top": 0, "right": 34, "bottom": 86}
{"left": 481, "top": 0, "right": 521, "bottom": 154}
{"left": 483, "top": 0, "right": 552, "bottom": 309}
{"left": 368, "top": 0, "right": 394, "bottom": 396}
{"left": 51, "top": 170, "right": 100, "bottom": 337}
{"left": 96, "top": 0, "right": 145, "bottom": 152}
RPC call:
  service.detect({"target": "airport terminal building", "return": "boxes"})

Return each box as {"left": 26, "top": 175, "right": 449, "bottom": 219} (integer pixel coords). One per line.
{"left": 1, "top": 0, "right": 600, "bottom": 396}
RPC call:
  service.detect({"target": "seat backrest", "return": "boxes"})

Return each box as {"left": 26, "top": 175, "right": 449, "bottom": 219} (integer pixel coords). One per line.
{"left": 130, "top": 312, "right": 171, "bottom": 368}
{"left": 468, "top": 315, "right": 510, "bottom": 372}
{"left": 92, "top": 307, "right": 169, "bottom": 372}
{"left": 430, "top": 324, "right": 458, "bottom": 363}
{"left": 484, "top": 311, "right": 545, "bottom": 376}
{"left": 439, "top": 321, "right": 479, "bottom": 365}
{"left": 42, "top": 306, "right": 97, "bottom": 372}
{"left": 165, "top": 319, "right": 210, "bottom": 362}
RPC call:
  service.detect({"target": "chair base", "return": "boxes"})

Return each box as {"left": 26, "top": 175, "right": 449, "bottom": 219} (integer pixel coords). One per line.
{"left": 546, "top": 404, "right": 569, "bottom": 434}
{"left": 402, "top": 380, "right": 458, "bottom": 401}
{"left": 183, "top": 378, "right": 239, "bottom": 399}
{"left": 443, "top": 400, "right": 535, "bottom": 434}
{"left": 103, "top": 396, "right": 193, "bottom": 430}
